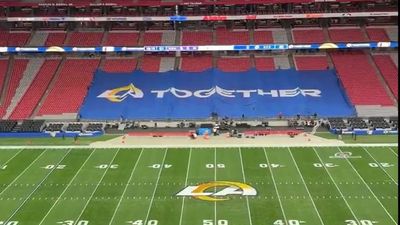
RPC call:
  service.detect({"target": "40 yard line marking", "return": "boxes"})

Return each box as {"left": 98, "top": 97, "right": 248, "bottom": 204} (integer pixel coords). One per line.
{"left": 38, "top": 149, "right": 97, "bottom": 225}
{"left": 287, "top": 147, "right": 325, "bottom": 225}
{"left": 74, "top": 148, "right": 121, "bottom": 225}
{"left": 362, "top": 147, "right": 398, "bottom": 185}
{"left": 337, "top": 147, "right": 398, "bottom": 225}
{"left": 238, "top": 147, "right": 253, "bottom": 225}
{"left": 144, "top": 148, "right": 168, "bottom": 225}
{"left": 108, "top": 148, "right": 144, "bottom": 225}
{"left": 262, "top": 148, "right": 288, "bottom": 224}
{"left": 178, "top": 148, "right": 192, "bottom": 225}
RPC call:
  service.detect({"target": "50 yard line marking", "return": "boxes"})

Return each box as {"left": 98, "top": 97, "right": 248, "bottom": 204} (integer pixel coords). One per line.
{"left": 262, "top": 148, "right": 288, "bottom": 224}
{"left": 362, "top": 147, "right": 397, "bottom": 185}
{"left": 38, "top": 149, "right": 97, "bottom": 225}
{"left": 144, "top": 148, "right": 168, "bottom": 224}
{"left": 108, "top": 148, "right": 144, "bottom": 225}
{"left": 74, "top": 148, "right": 121, "bottom": 225}
{"left": 238, "top": 148, "right": 253, "bottom": 225}
{"left": 287, "top": 147, "right": 325, "bottom": 225}
{"left": 337, "top": 147, "right": 398, "bottom": 225}
{"left": 178, "top": 148, "right": 192, "bottom": 225}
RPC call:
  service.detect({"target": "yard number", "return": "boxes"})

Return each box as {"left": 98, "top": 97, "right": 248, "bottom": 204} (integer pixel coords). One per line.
{"left": 149, "top": 164, "right": 172, "bottom": 169}
{"left": 129, "top": 220, "right": 158, "bottom": 225}
{"left": 57, "top": 220, "right": 88, "bottom": 225}
{"left": 345, "top": 219, "right": 377, "bottom": 225}
{"left": 203, "top": 219, "right": 228, "bottom": 225}
{"left": 274, "top": 220, "right": 305, "bottom": 225}
{"left": 368, "top": 163, "right": 394, "bottom": 168}
{"left": 206, "top": 164, "right": 225, "bottom": 169}
{"left": 0, "top": 222, "right": 18, "bottom": 225}
{"left": 43, "top": 165, "right": 66, "bottom": 170}
{"left": 95, "top": 164, "right": 119, "bottom": 169}
{"left": 259, "top": 164, "right": 283, "bottom": 168}
{"left": 313, "top": 163, "right": 338, "bottom": 168}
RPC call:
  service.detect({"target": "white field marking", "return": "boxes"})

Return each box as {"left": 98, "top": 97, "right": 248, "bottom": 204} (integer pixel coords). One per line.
{"left": 287, "top": 147, "right": 325, "bottom": 225}
{"left": 178, "top": 148, "right": 192, "bottom": 225}
{"left": 144, "top": 148, "right": 168, "bottom": 224}
{"left": 362, "top": 147, "right": 398, "bottom": 185}
{"left": 4, "top": 149, "right": 72, "bottom": 224}
{"left": 74, "top": 148, "right": 121, "bottom": 225}
{"left": 108, "top": 148, "right": 144, "bottom": 225}
{"left": 388, "top": 147, "right": 398, "bottom": 157}
{"left": 337, "top": 147, "right": 398, "bottom": 225}
{"left": 0, "top": 148, "right": 23, "bottom": 167}
{"left": 214, "top": 147, "right": 217, "bottom": 225}
{"left": 38, "top": 149, "right": 97, "bottom": 225}
{"left": 262, "top": 148, "right": 288, "bottom": 224}
{"left": 312, "top": 147, "right": 360, "bottom": 221}
{"left": 0, "top": 149, "right": 47, "bottom": 196}
{"left": 238, "top": 147, "right": 253, "bottom": 225}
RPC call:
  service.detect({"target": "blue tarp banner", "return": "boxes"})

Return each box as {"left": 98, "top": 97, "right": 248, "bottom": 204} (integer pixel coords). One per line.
{"left": 79, "top": 69, "right": 355, "bottom": 120}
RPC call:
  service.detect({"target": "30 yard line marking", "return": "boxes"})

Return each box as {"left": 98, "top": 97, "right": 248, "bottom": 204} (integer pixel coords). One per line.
{"left": 388, "top": 147, "right": 398, "bottom": 157}
{"left": 312, "top": 147, "right": 360, "bottom": 222}
{"left": 144, "top": 148, "right": 168, "bottom": 224}
{"left": 178, "top": 148, "right": 192, "bottom": 225}
{"left": 262, "top": 148, "right": 288, "bottom": 224}
{"left": 337, "top": 147, "right": 398, "bottom": 225}
{"left": 0, "top": 149, "right": 47, "bottom": 196}
{"left": 4, "top": 149, "right": 72, "bottom": 224}
{"left": 287, "top": 147, "right": 325, "bottom": 225}
{"left": 362, "top": 147, "right": 398, "bottom": 185}
{"left": 38, "top": 149, "right": 97, "bottom": 225}
{"left": 238, "top": 147, "right": 253, "bottom": 225}
{"left": 108, "top": 148, "right": 144, "bottom": 225}
{"left": 74, "top": 148, "right": 121, "bottom": 225}
{"left": 0, "top": 148, "right": 23, "bottom": 166}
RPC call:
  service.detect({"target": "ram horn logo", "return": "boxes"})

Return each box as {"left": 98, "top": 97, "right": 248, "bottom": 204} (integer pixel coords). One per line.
{"left": 176, "top": 181, "right": 257, "bottom": 202}
{"left": 97, "top": 83, "right": 144, "bottom": 102}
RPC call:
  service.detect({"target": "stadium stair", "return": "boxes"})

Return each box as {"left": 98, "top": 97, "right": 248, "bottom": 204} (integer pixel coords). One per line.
{"left": 372, "top": 54, "right": 398, "bottom": 100}
{"left": 0, "top": 58, "right": 9, "bottom": 102}
{"left": 159, "top": 57, "right": 176, "bottom": 72}
{"left": 271, "top": 29, "right": 288, "bottom": 43}
{"left": 385, "top": 26, "right": 398, "bottom": 41}
{"left": 389, "top": 53, "right": 398, "bottom": 67}
{"left": 273, "top": 55, "right": 291, "bottom": 69}
{"left": 27, "top": 31, "right": 49, "bottom": 46}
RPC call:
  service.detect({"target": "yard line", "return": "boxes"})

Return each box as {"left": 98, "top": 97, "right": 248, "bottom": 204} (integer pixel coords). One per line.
{"left": 4, "top": 149, "right": 72, "bottom": 224}
{"left": 262, "top": 148, "right": 288, "bottom": 224}
{"left": 362, "top": 147, "right": 398, "bottom": 185}
{"left": 0, "top": 148, "right": 23, "bottom": 167}
{"left": 337, "top": 147, "right": 398, "bottom": 225}
{"left": 144, "top": 148, "right": 168, "bottom": 224}
{"left": 38, "top": 149, "right": 97, "bottom": 225}
{"left": 312, "top": 147, "right": 360, "bottom": 222}
{"left": 74, "top": 148, "right": 121, "bottom": 225}
{"left": 108, "top": 148, "right": 144, "bottom": 225}
{"left": 178, "top": 148, "right": 192, "bottom": 225}
{"left": 388, "top": 147, "right": 398, "bottom": 157}
{"left": 0, "top": 149, "right": 47, "bottom": 196}
{"left": 214, "top": 147, "right": 217, "bottom": 225}
{"left": 238, "top": 147, "right": 253, "bottom": 225}
{"left": 287, "top": 147, "right": 325, "bottom": 225}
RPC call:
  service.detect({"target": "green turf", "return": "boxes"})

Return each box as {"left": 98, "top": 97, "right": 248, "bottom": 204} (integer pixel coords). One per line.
{"left": 0, "top": 146, "right": 397, "bottom": 225}
{"left": 315, "top": 132, "right": 398, "bottom": 143}
{"left": 0, "top": 134, "right": 119, "bottom": 146}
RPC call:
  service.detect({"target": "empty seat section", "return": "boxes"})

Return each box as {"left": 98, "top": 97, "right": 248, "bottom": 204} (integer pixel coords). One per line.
{"left": 0, "top": 59, "right": 29, "bottom": 117}
{"left": 180, "top": 55, "right": 212, "bottom": 72}
{"left": 0, "top": 60, "right": 7, "bottom": 93}
{"left": 10, "top": 59, "right": 61, "bottom": 119}
{"left": 7, "top": 32, "right": 30, "bottom": 46}
{"left": 331, "top": 52, "right": 393, "bottom": 105}
{"left": 45, "top": 32, "right": 67, "bottom": 46}
{"left": 253, "top": 30, "right": 274, "bottom": 44}
{"left": 141, "top": 55, "right": 161, "bottom": 72}
{"left": 0, "top": 31, "right": 8, "bottom": 45}
{"left": 102, "top": 58, "right": 137, "bottom": 73}
{"left": 67, "top": 32, "right": 103, "bottom": 46}
{"left": 143, "top": 32, "right": 162, "bottom": 45}
{"left": 294, "top": 55, "right": 329, "bottom": 70}
{"left": 37, "top": 59, "right": 99, "bottom": 115}
{"left": 217, "top": 57, "right": 250, "bottom": 72}
{"left": 181, "top": 31, "right": 213, "bottom": 45}
{"left": 292, "top": 29, "right": 325, "bottom": 43}
{"left": 366, "top": 28, "right": 390, "bottom": 41}
{"left": 254, "top": 57, "right": 275, "bottom": 71}
{"left": 216, "top": 30, "right": 249, "bottom": 45}
{"left": 373, "top": 55, "right": 398, "bottom": 99}
{"left": 328, "top": 28, "right": 367, "bottom": 42}
{"left": 105, "top": 32, "right": 139, "bottom": 46}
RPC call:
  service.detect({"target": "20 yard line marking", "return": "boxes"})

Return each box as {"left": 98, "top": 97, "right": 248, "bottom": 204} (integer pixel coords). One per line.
{"left": 287, "top": 147, "right": 325, "bottom": 225}
{"left": 108, "top": 148, "right": 144, "bottom": 225}
{"left": 38, "top": 149, "right": 97, "bottom": 225}
{"left": 262, "top": 148, "right": 288, "bottom": 224}
{"left": 144, "top": 148, "right": 168, "bottom": 224}
{"left": 74, "top": 148, "right": 121, "bottom": 225}
{"left": 238, "top": 148, "right": 253, "bottom": 225}
{"left": 337, "top": 147, "right": 398, "bottom": 225}
{"left": 362, "top": 147, "right": 398, "bottom": 185}
{"left": 178, "top": 148, "right": 192, "bottom": 225}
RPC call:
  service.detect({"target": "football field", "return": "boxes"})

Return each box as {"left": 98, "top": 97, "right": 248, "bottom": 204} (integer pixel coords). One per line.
{"left": 0, "top": 146, "right": 397, "bottom": 225}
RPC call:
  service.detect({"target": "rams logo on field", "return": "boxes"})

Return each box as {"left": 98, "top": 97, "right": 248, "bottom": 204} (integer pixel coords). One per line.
{"left": 97, "top": 83, "right": 144, "bottom": 102}
{"left": 176, "top": 181, "right": 257, "bottom": 201}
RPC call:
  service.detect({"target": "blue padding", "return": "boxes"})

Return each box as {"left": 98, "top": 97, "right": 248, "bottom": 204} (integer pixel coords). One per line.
{"left": 79, "top": 69, "right": 356, "bottom": 120}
